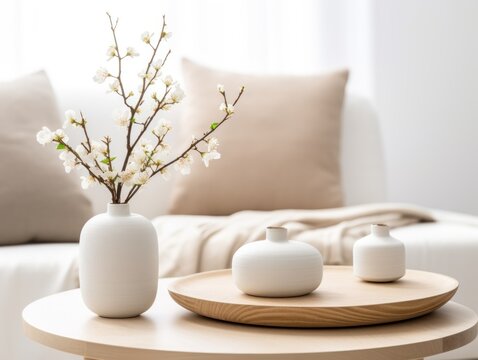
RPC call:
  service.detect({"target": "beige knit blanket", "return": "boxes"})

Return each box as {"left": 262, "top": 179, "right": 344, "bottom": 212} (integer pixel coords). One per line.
{"left": 153, "top": 203, "right": 478, "bottom": 277}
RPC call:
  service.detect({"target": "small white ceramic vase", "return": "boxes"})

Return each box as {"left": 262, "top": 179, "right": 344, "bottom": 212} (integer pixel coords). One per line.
{"left": 79, "top": 203, "right": 158, "bottom": 318}
{"left": 232, "top": 227, "right": 323, "bottom": 297}
{"left": 353, "top": 224, "right": 405, "bottom": 282}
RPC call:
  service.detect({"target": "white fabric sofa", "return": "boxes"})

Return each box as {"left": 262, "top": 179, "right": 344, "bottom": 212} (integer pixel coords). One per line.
{"left": 2, "top": 94, "right": 478, "bottom": 360}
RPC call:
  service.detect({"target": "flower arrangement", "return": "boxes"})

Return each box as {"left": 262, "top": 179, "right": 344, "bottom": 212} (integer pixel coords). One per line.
{"left": 36, "top": 13, "right": 244, "bottom": 204}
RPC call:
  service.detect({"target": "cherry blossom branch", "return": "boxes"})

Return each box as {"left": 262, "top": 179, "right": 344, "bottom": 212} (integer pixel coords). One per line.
{"left": 126, "top": 15, "right": 169, "bottom": 152}
{"left": 107, "top": 13, "right": 133, "bottom": 114}
{"left": 79, "top": 112, "right": 92, "bottom": 152}
{"left": 55, "top": 139, "right": 116, "bottom": 201}
{"left": 123, "top": 86, "right": 245, "bottom": 203}
{"left": 130, "top": 87, "right": 172, "bottom": 151}
{"left": 155, "top": 86, "right": 244, "bottom": 174}
{"left": 123, "top": 132, "right": 168, "bottom": 203}
{"left": 37, "top": 14, "right": 245, "bottom": 206}
{"left": 115, "top": 17, "right": 171, "bottom": 202}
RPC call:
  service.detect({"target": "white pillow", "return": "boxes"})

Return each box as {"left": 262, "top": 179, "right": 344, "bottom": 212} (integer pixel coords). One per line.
{"left": 0, "top": 72, "right": 93, "bottom": 245}
{"left": 168, "top": 59, "right": 348, "bottom": 215}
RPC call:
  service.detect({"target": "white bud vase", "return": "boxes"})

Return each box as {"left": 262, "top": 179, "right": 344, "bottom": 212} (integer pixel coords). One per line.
{"left": 79, "top": 203, "right": 158, "bottom": 318}
{"left": 353, "top": 224, "right": 405, "bottom": 282}
{"left": 232, "top": 227, "right": 323, "bottom": 297}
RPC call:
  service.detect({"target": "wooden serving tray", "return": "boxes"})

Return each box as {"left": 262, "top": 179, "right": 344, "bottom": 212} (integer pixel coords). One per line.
{"left": 168, "top": 266, "right": 458, "bottom": 328}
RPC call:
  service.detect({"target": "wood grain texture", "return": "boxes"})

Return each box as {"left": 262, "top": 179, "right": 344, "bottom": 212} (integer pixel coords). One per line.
{"left": 168, "top": 266, "right": 458, "bottom": 327}
{"left": 22, "top": 277, "right": 477, "bottom": 360}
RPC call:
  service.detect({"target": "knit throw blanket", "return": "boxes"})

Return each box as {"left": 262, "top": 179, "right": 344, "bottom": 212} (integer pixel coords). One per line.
{"left": 153, "top": 203, "right": 478, "bottom": 277}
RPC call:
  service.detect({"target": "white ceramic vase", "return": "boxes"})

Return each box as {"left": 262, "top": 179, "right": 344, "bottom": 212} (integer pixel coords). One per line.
{"left": 232, "top": 227, "right": 323, "bottom": 297}
{"left": 79, "top": 203, "right": 158, "bottom": 318}
{"left": 353, "top": 224, "right": 405, "bottom": 282}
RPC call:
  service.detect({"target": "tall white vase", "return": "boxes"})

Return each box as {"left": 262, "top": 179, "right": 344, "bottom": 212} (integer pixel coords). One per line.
{"left": 353, "top": 224, "right": 405, "bottom": 282}
{"left": 79, "top": 203, "right": 158, "bottom": 318}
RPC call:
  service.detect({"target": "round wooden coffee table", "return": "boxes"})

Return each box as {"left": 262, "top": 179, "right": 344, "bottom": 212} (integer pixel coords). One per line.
{"left": 23, "top": 278, "right": 477, "bottom": 360}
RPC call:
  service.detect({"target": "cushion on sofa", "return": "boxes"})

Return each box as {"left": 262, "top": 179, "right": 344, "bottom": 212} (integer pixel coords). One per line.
{"left": 167, "top": 59, "right": 348, "bottom": 215}
{"left": 0, "top": 71, "right": 93, "bottom": 245}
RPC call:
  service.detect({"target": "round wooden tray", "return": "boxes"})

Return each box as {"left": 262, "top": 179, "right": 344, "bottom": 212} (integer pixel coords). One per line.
{"left": 168, "top": 266, "right": 458, "bottom": 328}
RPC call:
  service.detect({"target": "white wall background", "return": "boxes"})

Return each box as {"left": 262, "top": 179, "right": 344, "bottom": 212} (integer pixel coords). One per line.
{"left": 1, "top": 0, "right": 478, "bottom": 215}
{"left": 373, "top": 0, "right": 478, "bottom": 215}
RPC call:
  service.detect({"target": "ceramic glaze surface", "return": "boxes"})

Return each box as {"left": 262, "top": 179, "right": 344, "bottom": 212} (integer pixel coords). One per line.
{"left": 232, "top": 227, "right": 323, "bottom": 297}
{"left": 79, "top": 203, "right": 158, "bottom": 318}
{"left": 353, "top": 224, "right": 405, "bottom": 282}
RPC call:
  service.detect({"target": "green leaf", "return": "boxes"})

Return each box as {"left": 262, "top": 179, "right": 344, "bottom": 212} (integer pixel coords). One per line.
{"left": 130, "top": 117, "right": 136, "bottom": 123}
{"left": 210, "top": 122, "right": 218, "bottom": 130}
{"left": 56, "top": 143, "right": 66, "bottom": 150}
{"left": 101, "top": 156, "right": 116, "bottom": 165}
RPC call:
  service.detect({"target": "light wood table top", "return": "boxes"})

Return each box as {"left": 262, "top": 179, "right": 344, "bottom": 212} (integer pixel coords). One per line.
{"left": 23, "top": 278, "right": 477, "bottom": 360}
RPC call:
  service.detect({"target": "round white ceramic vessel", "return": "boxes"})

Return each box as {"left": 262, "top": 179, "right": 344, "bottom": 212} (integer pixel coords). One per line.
{"left": 79, "top": 203, "right": 158, "bottom": 318}
{"left": 353, "top": 224, "right": 405, "bottom": 282}
{"left": 232, "top": 227, "right": 323, "bottom": 297}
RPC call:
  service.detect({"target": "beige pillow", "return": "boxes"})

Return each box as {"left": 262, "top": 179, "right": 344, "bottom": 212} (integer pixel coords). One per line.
{"left": 168, "top": 59, "right": 348, "bottom": 215}
{"left": 0, "top": 71, "right": 93, "bottom": 245}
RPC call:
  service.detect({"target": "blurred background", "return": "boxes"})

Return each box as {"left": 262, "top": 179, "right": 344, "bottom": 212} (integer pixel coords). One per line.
{"left": 1, "top": 0, "right": 478, "bottom": 215}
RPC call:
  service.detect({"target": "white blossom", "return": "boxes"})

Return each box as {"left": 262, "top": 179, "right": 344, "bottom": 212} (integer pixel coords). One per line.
{"left": 80, "top": 175, "right": 95, "bottom": 190}
{"left": 59, "top": 150, "right": 75, "bottom": 161}
{"left": 103, "top": 170, "right": 118, "bottom": 182}
{"left": 132, "top": 149, "right": 147, "bottom": 165}
{"left": 170, "top": 85, "right": 185, "bottom": 103}
{"left": 207, "top": 137, "right": 219, "bottom": 152}
{"left": 217, "top": 84, "right": 225, "bottom": 93}
{"left": 152, "top": 59, "right": 163, "bottom": 71}
{"left": 162, "top": 75, "right": 174, "bottom": 86}
{"left": 133, "top": 171, "right": 150, "bottom": 185}
{"left": 138, "top": 70, "right": 155, "bottom": 81}
{"left": 106, "top": 45, "right": 117, "bottom": 60}
{"left": 219, "top": 103, "right": 234, "bottom": 114}
{"left": 91, "top": 141, "right": 107, "bottom": 157}
{"left": 63, "top": 110, "right": 78, "bottom": 128}
{"left": 201, "top": 137, "right": 221, "bottom": 167}
{"left": 174, "top": 154, "right": 193, "bottom": 175}
{"left": 36, "top": 127, "right": 54, "bottom": 145}
{"left": 127, "top": 161, "right": 142, "bottom": 172}
{"left": 53, "top": 129, "right": 69, "bottom": 143}
{"left": 93, "top": 67, "right": 109, "bottom": 83}
{"left": 108, "top": 79, "right": 120, "bottom": 93}
{"left": 126, "top": 47, "right": 139, "bottom": 57}
{"left": 59, "top": 150, "right": 77, "bottom": 173}
{"left": 202, "top": 150, "right": 221, "bottom": 167}
{"left": 119, "top": 168, "right": 136, "bottom": 186}
{"left": 152, "top": 119, "right": 172, "bottom": 137}
{"left": 140, "top": 138, "right": 154, "bottom": 151}
{"left": 113, "top": 109, "right": 130, "bottom": 127}
{"left": 161, "top": 30, "right": 172, "bottom": 40}
{"left": 141, "top": 31, "right": 152, "bottom": 44}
